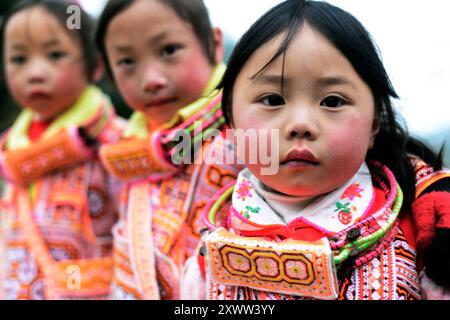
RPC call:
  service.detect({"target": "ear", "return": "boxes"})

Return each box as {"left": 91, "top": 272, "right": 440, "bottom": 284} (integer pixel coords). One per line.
{"left": 369, "top": 116, "right": 380, "bottom": 149}
{"left": 92, "top": 56, "right": 105, "bottom": 83}
{"left": 212, "top": 27, "right": 224, "bottom": 64}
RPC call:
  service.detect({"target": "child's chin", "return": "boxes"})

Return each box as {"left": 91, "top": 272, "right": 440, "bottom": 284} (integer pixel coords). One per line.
{"left": 28, "top": 106, "right": 62, "bottom": 121}
{"left": 280, "top": 187, "right": 317, "bottom": 198}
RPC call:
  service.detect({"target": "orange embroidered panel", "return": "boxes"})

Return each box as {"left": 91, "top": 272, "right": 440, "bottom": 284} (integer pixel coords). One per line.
{"left": 2, "top": 130, "right": 89, "bottom": 185}
{"left": 205, "top": 228, "right": 339, "bottom": 300}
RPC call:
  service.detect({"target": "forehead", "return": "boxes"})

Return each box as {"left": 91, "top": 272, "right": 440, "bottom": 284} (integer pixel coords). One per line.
{"left": 240, "top": 23, "right": 360, "bottom": 82}
{"left": 5, "top": 6, "right": 78, "bottom": 47}
{"left": 106, "top": 0, "right": 197, "bottom": 46}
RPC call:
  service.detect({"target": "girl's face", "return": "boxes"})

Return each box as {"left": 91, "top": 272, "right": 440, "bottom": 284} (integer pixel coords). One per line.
{"left": 105, "top": 0, "right": 221, "bottom": 129}
{"left": 231, "top": 23, "right": 378, "bottom": 198}
{"left": 4, "top": 6, "right": 88, "bottom": 121}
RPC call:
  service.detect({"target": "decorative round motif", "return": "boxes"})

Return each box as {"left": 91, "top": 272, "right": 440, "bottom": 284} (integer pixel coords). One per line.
{"left": 227, "top": 252, "right": 251, "bottom": 273}
{"left": 255, "top": 257, "right": 280, "bottom": 277}
{"left": 284, "top": 260, "right": 308, "bottom": 280}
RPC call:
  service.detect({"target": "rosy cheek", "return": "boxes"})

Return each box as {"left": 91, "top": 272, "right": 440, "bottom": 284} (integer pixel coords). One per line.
{"left": 5, "top": 71, "right": 26, "bottom": 104}
{"left": 233, "top": 108, "right": 267, "bottom": 130}
{"left": 56, "top": 72, "right": 78, "bottom": 91}
{"left": 112, "top": 76, "right": 139, "bottom": 109}
{"left": 175, "top": 57, "right": 210, "bottom": 97}
{"left": 6, "top": 74, "right": 21, "bottom": 94}
{"left": 233, "top": 115, "right": 278, "bottom": 167}
{"left": 54, "top": 65, "right": 87, "bottom": 94}
{"left": 325, "top": 121, "right": 370, "bottom": 163}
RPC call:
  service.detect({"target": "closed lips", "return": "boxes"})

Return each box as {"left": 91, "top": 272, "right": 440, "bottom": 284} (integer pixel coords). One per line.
{"left": 281, "top": 149, "right": 319, "bottom": 165}
{"left": 146, "top": 97, "right": 177, "bottom": 107}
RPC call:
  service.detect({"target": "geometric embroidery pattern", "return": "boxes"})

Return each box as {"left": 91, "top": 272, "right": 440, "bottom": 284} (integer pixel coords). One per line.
{"left": 206, "top": 228, "right": 420, "bottom": 301}
{"left": 336, "top": 228, "right": 420, "bottom": 300}
{"left": 205, "top": 228, "right": 339, "bottom": 300}
{"left": 2, "top": 129, "right": 88, "bottom": 186}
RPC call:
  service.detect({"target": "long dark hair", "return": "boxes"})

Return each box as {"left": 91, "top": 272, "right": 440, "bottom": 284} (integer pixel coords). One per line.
{"left": 0, "top": 0, "right": 98, "bottom": 82}
{"left": 220, "top": 0, "right": 443, "bottom": 209}
{"left": 95, "top": 0, "right": 216, "bottom": 78}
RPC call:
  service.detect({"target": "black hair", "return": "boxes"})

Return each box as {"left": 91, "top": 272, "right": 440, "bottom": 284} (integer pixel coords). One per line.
{"left": 96, "top": 0, "right": 216, "bottom": 78}
{"left": 0, "top": 0, "right": 98, "bottom": 82}
{"left": 220, "top": 0, "right": 443, "bottom": 209}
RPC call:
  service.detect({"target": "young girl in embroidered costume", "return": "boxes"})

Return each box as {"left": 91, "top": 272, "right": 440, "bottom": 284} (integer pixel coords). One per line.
{"left": 0, "top": 0, "right": 125, "bottom": 299}
{"left": 181, "top": 0, "right": 450, "bottom": 300}
{"left": 95, "top": 0, "right": 241, "bottom": 299}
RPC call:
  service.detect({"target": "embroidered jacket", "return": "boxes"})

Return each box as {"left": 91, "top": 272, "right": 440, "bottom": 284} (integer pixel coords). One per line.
{"left": 183, "top": 160, "right": 450, "bottom": 300}
{"left": 100, "top": 65, "right": 243, "bottom": 300}
{"left": 0, "top": 86, "right": 125, "bottom": 299}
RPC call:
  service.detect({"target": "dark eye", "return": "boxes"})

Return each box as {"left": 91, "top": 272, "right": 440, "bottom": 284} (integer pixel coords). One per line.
{"left": 161, "top": 44, "right": 181, "bottom": 58}
{"left": 11, "top": 56, "right": 26, "bottom": 65}
{"left": 48, "top": 51, "right": 66, "bottom": 61}
{"left": 259, "top": 94, "right": 285, "bottom": 108}
{"left": 320, "top": 96, "right": 347, "bottom": 108}
{"left": 117, "top": 58, "right": 135, "bottom": 67}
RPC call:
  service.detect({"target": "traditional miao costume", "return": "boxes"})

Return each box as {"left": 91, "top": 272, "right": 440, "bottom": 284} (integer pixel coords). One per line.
{"left": 0, "top": 86, "right": 125, "bottom": 299}
{"left": 184, "top": 159, "right": 450, "bottom": 300}
{"left": 99, "top": 64, "right": 242, "bottom": 300}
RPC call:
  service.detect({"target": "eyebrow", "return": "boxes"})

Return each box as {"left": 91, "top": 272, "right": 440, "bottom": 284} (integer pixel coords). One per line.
{"left": 251, "top": 74, "right": 284, "bottom": 84}
{"left": 112, "top": 44, "right": 131, "bottom": 53}
{"left": 148, "top": 29, "right": 185, "bottom": 46}
{"left": 316, "top": 76, "right": 356, "bottom": 89}
{"left": 112, "top": 30, "right": 178, "bottom": 53}
{"left": 148, "top": 31, "right": 170, "bottom": 46}
{"left": 42, "top": 39, "right": 61, "bottom": 49}
{"left": 252, "top": 74, "right": 356, "bottom": 88}
{"left": 9, "top": 43, "right": 27, "bottom": 51}
{"left": 7, "top": 38, "right": 62, "bottom": 51}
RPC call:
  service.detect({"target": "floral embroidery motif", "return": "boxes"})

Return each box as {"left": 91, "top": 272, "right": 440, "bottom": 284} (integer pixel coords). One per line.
{"left": 236, "top": 179, "right": 253, "bottom": 201}
{"left": 240, "top": 205, "right": 261, "bottom": 219}
{"left": 341, "top": 183, "right": 364, "bottom": 201}
{"left": 246, "top": 206, "right": 260, "bottom": 214}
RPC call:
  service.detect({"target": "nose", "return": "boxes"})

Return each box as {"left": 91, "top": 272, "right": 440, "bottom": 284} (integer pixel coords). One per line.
{"left": 27, "top": 58, "right": 48, "bottom": 84}
{"left": 284, "top": 104, "right": 320, "bottom": 140}
{"left": 141, "top": 63, "right": 168, "bottom": 94}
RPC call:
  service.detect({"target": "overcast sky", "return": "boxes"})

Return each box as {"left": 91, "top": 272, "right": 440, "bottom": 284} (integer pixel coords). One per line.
{"left": 81, "top": 0, "right": 450, "bottom": 137}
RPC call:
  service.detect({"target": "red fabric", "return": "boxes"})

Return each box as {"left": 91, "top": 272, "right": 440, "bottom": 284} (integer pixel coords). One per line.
{"left": 435, "top": 192, "right": 450, "bottom": 228}
{"left": 28, "top": 120, "right": 51, "bottom": 141}
{"left": 198, "top": 249, "right": 206, "bottom": 279}
{"left": 237, "top": 219, "right": 326, "bottom": 242}
{"left": 399, "top": 211, "right": 417, "bottom": 250}
{"left": 412, "top": 191, "right": 450, "bottom": 251}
